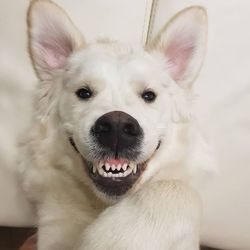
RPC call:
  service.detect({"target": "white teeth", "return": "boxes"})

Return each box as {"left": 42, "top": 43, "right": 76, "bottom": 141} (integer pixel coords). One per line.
{"left": 122, "top": 163, "right": 128, "bottom": 170}
{"left": 98, "top": 167, "right": 104, "bottom": 175}
{"left": 117, "top": 164, "right": 121, "bottom": 171}
{"left": 105, "top": 163, "right": 110, "bottom": 171}
{"left": 133, "top": 165, "right": 137, "bottom": 174}
{"left": 123, "top": 171, "right": 128, "bottom": 177}
{"left": 129, "top": 162, "right": 137, "bottom": 174}
{"left": 122, "top": 164, "right": 128, "bottom": 171}
{"left": 96, "top": 161, "right": 138, "bottom": 178}
{"left": 126, "top": 167, "right": 132, "bottom": 175}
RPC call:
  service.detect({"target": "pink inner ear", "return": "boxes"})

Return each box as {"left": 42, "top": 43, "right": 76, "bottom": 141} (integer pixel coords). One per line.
{"left": 43, "top": 46, "right": 68, "bottom": 69}
{"left": 165, "top": 36, "right": 195, "bottom": 82}
{"left": 38, "top": 28, "right": 73, "bottom": 70}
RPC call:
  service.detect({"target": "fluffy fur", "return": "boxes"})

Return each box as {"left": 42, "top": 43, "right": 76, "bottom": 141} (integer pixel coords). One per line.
{"left": 20, "top": 0, "right": 214, "bottom": 249}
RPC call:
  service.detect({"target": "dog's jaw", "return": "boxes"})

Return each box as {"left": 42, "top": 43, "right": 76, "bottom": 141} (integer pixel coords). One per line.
{"left": 69, "top": 137, "right": 160, "bottom": 200}
{"left": 86, "top": 160, "right": 147, "bottom": 197}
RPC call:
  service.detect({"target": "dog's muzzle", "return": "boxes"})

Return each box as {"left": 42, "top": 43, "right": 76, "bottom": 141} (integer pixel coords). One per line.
{"left": 69, "top": 111, "right": 160, "bottom": 198}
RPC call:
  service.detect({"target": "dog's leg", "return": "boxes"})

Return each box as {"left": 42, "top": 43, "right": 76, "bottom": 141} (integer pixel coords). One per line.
{"left": 78, "top": 180, "right": 201, "bottom": 250}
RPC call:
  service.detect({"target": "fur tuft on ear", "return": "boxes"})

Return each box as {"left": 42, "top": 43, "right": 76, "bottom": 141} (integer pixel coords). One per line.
{"left": 27, "top": 0, "right": 85, "bottom": 80}
{"left": 148, "top": 6, "right": 207, "bottom": 88}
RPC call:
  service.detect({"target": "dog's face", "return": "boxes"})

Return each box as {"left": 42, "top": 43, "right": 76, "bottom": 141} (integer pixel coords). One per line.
{"left": 28, "top": 0, "right": 207, "bottom": 201}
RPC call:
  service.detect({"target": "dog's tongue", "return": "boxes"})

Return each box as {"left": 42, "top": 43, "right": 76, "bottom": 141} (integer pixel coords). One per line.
{"left": 105, "top": 159, "right": 128, "bottom": 165}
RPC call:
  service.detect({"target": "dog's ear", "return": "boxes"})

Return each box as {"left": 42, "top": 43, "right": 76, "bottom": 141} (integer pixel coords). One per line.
{"left": 148, "top": 6, "right": 207, "bottom": 88}
{"left": 27, "top": 0, "right": 85, "bottom": 80}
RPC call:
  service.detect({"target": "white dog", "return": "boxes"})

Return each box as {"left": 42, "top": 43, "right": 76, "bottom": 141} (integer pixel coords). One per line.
{"left": 20, "top": 0, "right": 213, "bottom": 249}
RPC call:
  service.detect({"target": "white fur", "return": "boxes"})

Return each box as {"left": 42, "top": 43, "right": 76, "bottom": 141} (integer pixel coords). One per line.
{"left": 20, "top": 1, "right": 212, "bottom": 249}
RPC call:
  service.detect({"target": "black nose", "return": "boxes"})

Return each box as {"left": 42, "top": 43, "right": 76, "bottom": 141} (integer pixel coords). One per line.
{"left": 92, "top": 111, "right": 142, "bottom": 154}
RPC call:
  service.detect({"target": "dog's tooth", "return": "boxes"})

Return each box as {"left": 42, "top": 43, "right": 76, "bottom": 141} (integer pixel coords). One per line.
{"left": 122, "top": 163, "right": 128, "bottom": 170}
{"left": 98, "top": 168, "right": 104, "bottom": 175}
{"left": 105, "top": 163, "right": 110, "bottom": 171}
{"left": 129, "top": 162, "right": 137, "bottom": 173}
{"left": 122, "top": 164, "right": 127, "bottom": 171}
{"left": 133, "top": 165, "right": 137, "bottom": 174}
{"left": 98, "top": 162, "right": 104, "bottom": 169}
{"left": 92, "top": 166, "right": 97, "bottom": 173}
{"left": 117, "top": 164, "right": 121, "bottom": 171}
{"left": 107, "top": 172, "right": 112, "bottom": 178}
{"left": 111, "top": 164, "right": 116, "bottom": 171}
{"left": 129, "top": 162, "right": 135, "bottom": 169}
{"left": 124, "top": 170, "right": 131, "bottom": 177}
{"left": 126, "top": 167, "right": 132, "bottom": 175}
{"left": 103, "top": 172, "right": 108, "bottom": 177}
{"left": 113, "top": 173, "right": 119, "bottom": 178}
{"left": 118, "top": 173, "right": 123, "bottom": 178}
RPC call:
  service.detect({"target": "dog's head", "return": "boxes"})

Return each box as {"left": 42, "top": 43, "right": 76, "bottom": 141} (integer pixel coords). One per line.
{"left": 28, "top": 0, "right": 207, "bottom": 202}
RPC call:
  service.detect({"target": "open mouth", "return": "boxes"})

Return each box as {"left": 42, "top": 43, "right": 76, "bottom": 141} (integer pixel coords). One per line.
{"left": 86, "top": 159, "right": 147, "bottom": 197}
{"left": 69, "top": 137, "right": 161, "bottom": 198}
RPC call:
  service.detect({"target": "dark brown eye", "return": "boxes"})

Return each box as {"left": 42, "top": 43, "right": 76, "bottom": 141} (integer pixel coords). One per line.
{"left": 141, "top": 90, "right": 157, "bottom": 103}
{"left": 75, "top": 88, "right": 92, "bottom": 100}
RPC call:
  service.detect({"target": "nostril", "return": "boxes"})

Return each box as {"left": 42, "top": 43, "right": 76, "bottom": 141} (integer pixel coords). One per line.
{"left": 123, "top": 123, "right": 139, "bottom": 136}
{"left": 95, "top": 122, "right": 112, "bottom": 134}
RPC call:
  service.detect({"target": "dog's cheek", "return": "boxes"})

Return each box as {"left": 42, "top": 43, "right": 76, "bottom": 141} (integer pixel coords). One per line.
{"left": 138, "top": 105, "right": 168, "bottom": 159}
{"left": 57, "top": 94, "right": 77, "bottom": 132}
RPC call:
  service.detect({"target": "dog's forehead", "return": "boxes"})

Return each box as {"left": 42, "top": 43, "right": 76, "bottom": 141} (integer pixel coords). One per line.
{"left": 67, "top": 42, "right": 169, "bottom": 87}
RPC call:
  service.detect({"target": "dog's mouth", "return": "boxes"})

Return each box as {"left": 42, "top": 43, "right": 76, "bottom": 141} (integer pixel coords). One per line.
{"left": 86, "top": 159, "right": 147, "bottom": 197}
{"left": 69, "top": 137, "right": 161, "bottom": 198}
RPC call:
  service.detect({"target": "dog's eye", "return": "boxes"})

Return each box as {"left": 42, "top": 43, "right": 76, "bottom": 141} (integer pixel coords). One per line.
{"left": 75, "top": 88, "right": 93, "bottom": 100}
{"left": 141, "top": 90, "right": 157, "bottom": 103}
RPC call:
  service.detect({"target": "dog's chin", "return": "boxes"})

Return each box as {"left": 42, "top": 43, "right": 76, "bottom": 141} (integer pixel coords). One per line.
{"left": 85, "top": 159, "right": 147, "bottom": 199}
